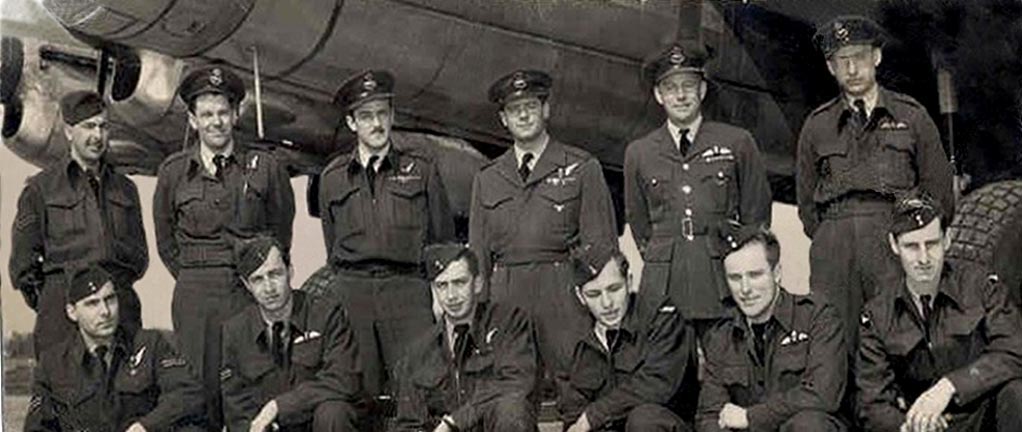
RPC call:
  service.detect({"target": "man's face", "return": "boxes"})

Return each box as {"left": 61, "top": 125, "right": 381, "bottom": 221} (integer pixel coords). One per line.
{"left": 66, "top": 282, "right": 119, "bottom": 340}
{"left": 242, "top": 247, "right": 293, "bottom": 313}
{"left": 432, "top": 258, "right": 482, "bottom": 323}
{"left": 65, "top": 113, "right": 109, "bottom": 165}
{"left": 577, "top": 259, "right": 629, "bottom": 329}
{"left": 723, "top": 242, "right": 781, "bottom": 323}
{"left": 889, "top": 219, "right": 948, "bottom": 285}
{"left": 188, "top": 93, "right": 237, "bottom": 152}
{"left": 346, "top": 99, "right": 393, "bottom": 151}
{"left": 654, "top": 72, "right": 706, "bottom": 125}
{"left": 498, "top": 96, "right": 549, "bottom": 142}
{"left": 827, "top": 45, "right": 881, "bottom": 98}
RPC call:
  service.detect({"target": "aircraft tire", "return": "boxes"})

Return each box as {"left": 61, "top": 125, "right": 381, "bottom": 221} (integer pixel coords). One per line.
{"left": 948, "top": 179, "right": 1022, "bottom": 305}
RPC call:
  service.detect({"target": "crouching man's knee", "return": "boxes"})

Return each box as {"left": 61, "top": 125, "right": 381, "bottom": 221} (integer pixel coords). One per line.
{"left": 625, "top": 404, "right": 689, "bottom": 432}
{"left": 312, "top": 400, "right": 359, "bottom": 431}
{"left": 779, "top": 410, "right": 844, "bottom": 432}
{"left": 487, "top": 395, "right": 536, "bottom": 432}
{"left": 995, "top": 379, "right": 1022, "bottom": 430}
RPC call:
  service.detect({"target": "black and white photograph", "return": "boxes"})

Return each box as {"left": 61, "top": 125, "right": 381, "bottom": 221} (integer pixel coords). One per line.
{"left": 3, "top": 0, "right": 1022, "bottom": 430}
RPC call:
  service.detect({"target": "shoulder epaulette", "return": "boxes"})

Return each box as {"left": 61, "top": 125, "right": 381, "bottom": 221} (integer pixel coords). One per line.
{"left": 157, "top": 149, "right": 192, "bottom": 172}
{"left": 887, "top": 91, "right": 924, "bottom": 109}
{"left": 809, "top": 97, "right": 842, "bottom": 117}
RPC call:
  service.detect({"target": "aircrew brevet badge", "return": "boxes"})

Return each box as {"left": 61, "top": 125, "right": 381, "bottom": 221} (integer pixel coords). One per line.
{"left": 210, "top": 68, "right": 223, "bottom": 86}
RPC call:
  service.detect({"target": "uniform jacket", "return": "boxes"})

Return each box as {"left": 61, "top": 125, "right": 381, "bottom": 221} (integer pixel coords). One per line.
{"left": 220, "top": 290, "right": 362, "bottom": 430}
{"left": 392, "top": 302, "right": 537, "bottom": 431}
{"left": 558, "top": 295, "right": 692, "bottom": 429}
{"left": 795, "top": 87, "right": 953, "bottom": 237}
{"left": 25, "top": 328, "right": 205, "bottom": 432}
{"left": 857, "top": 262, "right": 1022, "bottom": 432}
{"left": 153, "top": 143, "right": 295, "bottom": 277}
{"left": 319, "top": 133, "right": 454, "bottom": 268}
{"left": 696, "top": 290, "right": 846, "bottom": 432}
{"left": 10, "top": 156, "right": 148, "bottom": 293}
{"left": 469, "top": 140, "right": 616, "bottom": 279}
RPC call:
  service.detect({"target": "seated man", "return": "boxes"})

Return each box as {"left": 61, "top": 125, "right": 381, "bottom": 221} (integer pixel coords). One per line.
{"left": 697, "top": 223, "right": 846, "bottom": 432}
{"left": 220, "top": 236, "right": 363, "bottom": 431}
{"left": 559, "top": 242, "right": 693, "bottom": 432}
{"left": 392, "top": 243, "right": 537, "bottom": 432}
{"left": 857, "top": 195, "right": 1022, "bottom": 432}
{"left": 26, "top": 266, "right": 206, "bottom": 431}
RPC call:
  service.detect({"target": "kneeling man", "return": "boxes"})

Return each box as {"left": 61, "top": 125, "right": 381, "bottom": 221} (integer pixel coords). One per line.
{"left": 221, "top": 236, "right": 363, "bottom": 431}
{"left": 697, "top": 223, "right": 846, "bottom": 432}
{"left": 857, "top": 195, "right": 1022, "bottom": 432}
{"left": 26, "top": 266, "right": 206, "bottom": 431}
{"left": 392, "top": 243, "right": 537, "bottom": 432}
{"left": 560, "top": 243, "right": 693, "bottom": 431}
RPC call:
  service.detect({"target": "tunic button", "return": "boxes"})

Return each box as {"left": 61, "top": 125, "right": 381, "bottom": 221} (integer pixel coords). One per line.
{"left": 651, "top": 178, "right": 659, "bottom": 186}
{"left": 682, "top": 163, "right": 690, "bottom": 171}
{"left": 685, "top": 208, "right": 692, "bottom": 216}
{"left": 682, "top": 185, "right": 692, "bottom": 194}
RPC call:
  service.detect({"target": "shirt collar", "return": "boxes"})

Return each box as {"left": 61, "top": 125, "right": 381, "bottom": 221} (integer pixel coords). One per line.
{"left": 64, "top": 156, "right": 109, "bottom": 186}
{"left": 729, "top": 289, "right": 793, "bottom": 334}
{"left": 252, "top": 290, "right": 307, "bottom": 344}
{"left": 843, "top": 86, "right": 881, "bottom": 117}
{"left": 199, "top": 142, "right": 235, "bottom": 176}
{"left": 838, "top": 87, "right": 893, "bottom": 131}
{"left": 357, "top": 143, "right": 391, "bottom": 171}
{"left": 666, "top": 115, "right": 702, "bottom": 149}
{"left": 76, "top": 327, "right": 131, "bottom": 366}
{"left": 893, "top": 264, "right": 961, "bottom": 313}
{"left": 514, "top": 135, "right": 549, "bottom": 169}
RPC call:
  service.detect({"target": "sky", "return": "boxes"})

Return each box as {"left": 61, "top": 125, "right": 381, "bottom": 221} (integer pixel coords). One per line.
{"left": 0, "top": 139, "right": 812, "bottom": 335}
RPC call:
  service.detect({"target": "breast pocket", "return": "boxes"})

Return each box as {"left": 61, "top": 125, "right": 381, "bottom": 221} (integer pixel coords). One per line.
{"left": 878, "top": 131, "right": 917, "bottom": 189}
{"left": 773, "top": 347, "right": 809, "bottom": 390}
{"left": 387, "top": 179, "right": 426, "bottom": 230}
{"left": 719, "top": 365, "right": 753, "bottom": 405}
{"left": 44, "top": 193, "right": 86, "bottom": 241}
{"left": 536, "top": 182, "right": 581, "bottom": 236}
{"left": 115, "top": 369, "right": 157, "bottom": 414}
{"left": 700, "top": 162, "right": 737, "bottom": 215}
{"left": 641, "top": 167, "right": 673, "bottom": 222}
{"left": 481, "top": 191, "right": 516, "bottom": 244}
{"left": 463, "top": 348, "right": 496, "bottom": 376}
{"left": 174, "top": 184, "right": 213, "bottom": 237}
{"left": 327, "top": 184, "right": 365, "bottom": 243}
{"left": 946, "top": 308, "right": 985, "bottom": 361}
{"left": 107, "top": 186, "right": 143, "bottom": 240}
{"left": 238, "top": 175, "right": 269, "bottom": 230}
{"left": 291, "top": 337, "right": 324, "bottom": 378}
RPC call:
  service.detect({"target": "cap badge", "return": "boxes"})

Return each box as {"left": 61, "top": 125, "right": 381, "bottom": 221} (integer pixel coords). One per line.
{"left": 834, "top": 22, "right": 850, "bottom": 43}
{"left": 209, "top": 68, "right": 223, "bottom": 87}
{"left": 433, "top": 260, "right": 444, "bottom": 272}
{"left": 363, "top": 73, "right": 378, "bottom": 91}
{"left": 668, "top": 47, "right": 686, "bottom": 66}
{"left": 512, "top": 72, "right": 528, "bottom": 90}
{"left": 88, "top": 281, "right": 98, "bottom": 293}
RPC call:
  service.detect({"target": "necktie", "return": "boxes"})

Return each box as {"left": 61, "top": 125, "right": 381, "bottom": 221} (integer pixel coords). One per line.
{"left": 213, "top": 154, "right": 227, "bottom": 180}
{"left": 271, "top": 321, "right": 286, "bottom": 366}
{"left": 605, "top": 329, "right": 620, "bottom": 351}
{"left": 919, "top": 295, "right": 933, "bottom": 340}
{"left": 678, "top": 129, "right": 691, "bottom": 156}
{"left": 366, "top": 155, "right": 380, "bottom": 194}
{"left": 94, "top": 345, "right": 110, "bottom": 381}
{"left": 854, "top": 99, "right": 869, "bottom": 128}
{"left": 519, "top": 153, "right": 534, "bottom": 182}
{"left": 752, "top": 323, "right": 768, "bottom": 362}
{"left": 85, "top": 170, "right": 100, "bottom": 199}
{"left": 453, "top": 324, "right": 470, "bottom": 357}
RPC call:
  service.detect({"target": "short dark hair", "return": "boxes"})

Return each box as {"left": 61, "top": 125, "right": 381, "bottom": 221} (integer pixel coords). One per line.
{"left": 452, "top": 248, "right": 480, "bottom": 278}
{"left": 728, "top": 226, "right": 781, "bottom": 269}
{"left": 186, "top": 93, "right": 240, "bottom": 114}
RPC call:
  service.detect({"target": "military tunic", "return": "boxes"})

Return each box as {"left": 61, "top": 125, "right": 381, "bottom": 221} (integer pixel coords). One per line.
{"left": 10, "top": 157, "right": 148, "bottom": 355}
{"left": 796, "top": 87, "right": 954, "bottom": 351}
{"left": 25, "top": 328, "right": 205, "bottom": 432}
{"left": 221, "top": 291, "right": 362, "bottom": 431}
{"left": 469, "top": 140, "right": 616, "bottom": 370}
{"left": 392, "top": 302, "right": 537, "bottom": 432}
{"left": 624, "top": 122, "right": 772, "bottom": 321}
{"left": 558, "top": 295, "right": 691, "bottom": 431}
{"left": 318, "top": 132, "right": 455, "bottom": 396}
{"left": 857, "top": 263, "right": 1022, "bottom": 431}
{"left": 153, "top": 143, "right": 295, "bottom": 427}
{"left": 697, "top": 290, "right": 846, "bottom": 432}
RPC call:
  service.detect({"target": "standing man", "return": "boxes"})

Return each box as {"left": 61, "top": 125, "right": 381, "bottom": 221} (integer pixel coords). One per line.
{"left": 470, "top": 69, "right": 617, "bottom": 373}
{"left": 221, "top": 236, "right": 363, "bottom": 431}
{"left": 797, "top": 16, "right": 953, "bottom": 350}
{"left": 154, "top": 64, "right": 296, "bottom": 429}
{"left": 10, "top": 90, "right": 148, "bottom": 356}
{"left": 857, "top": 195, "right": 1022, "bottom": 432}
{"left": 560, "top": 243, "right": 693, "bottom": 432}
{"left": 392, "top": 243, "right": 537, "bottom": 432}
{"left": 697, "top": 224, "right": 846, "bottom": 432}
{"left": 625, "top": 42, "right": 772, "bottom": 335}
{"left": 25, "top": 266, "right": 206, "bottom": 432}
{"left": 319, "top": 70, "right": 455, "bottom": 399}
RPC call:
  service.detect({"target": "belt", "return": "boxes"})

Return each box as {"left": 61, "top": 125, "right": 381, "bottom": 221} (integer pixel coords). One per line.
{"left": 333, "top": 260, "right": 420, "bottom": 278}
{"left": 821, "top": 192, "right": 893, "bottom": 219}
{"left": 178, "top": 244, "right": 235, "bottom": 268}
{"left": 492, "top": 251, "right": 569, "bottom": 267}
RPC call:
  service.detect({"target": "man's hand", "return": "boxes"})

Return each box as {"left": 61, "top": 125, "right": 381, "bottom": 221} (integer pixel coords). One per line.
{"left": 566, "top": 413, "right": 591, "bottom": 432}
{"left": 20, "top": 287, "right": 39, "bottom": 311}
{"left": 125, "top": 422, "right": 147, "bottom": 432}
{"left": 903, "top": 378, "right": 955, "bottom": 432}
{"left": 250, "top": 400, "right": 279, "bottom": 432}
{"left": 718, "top": 402, "right": 749, "bottom": 430}
{"left": 432, "top": 414, "right": 457, "bottom": 432}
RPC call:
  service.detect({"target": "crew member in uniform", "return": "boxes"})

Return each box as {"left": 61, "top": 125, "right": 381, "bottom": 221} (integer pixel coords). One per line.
{"left": 624, "top": 42, "right": 772, "bottom": 337}
{"left": 559, "top": 243, "right": 693, "bottom": 432}
{"left": 10, "top": 90, "right": 148, "bottom": 356}
{"left": 697, "top": 224, "right": 846, "bottom": 432}
{"left": 392, "top": 243, "right": 537, "bottom": 432}
{"left": 319, "top": 70, "right": 455, "bottom": 399}
{"left": 469, "top": 70, "right": 617, "bottom": 375}
{"left": 857, "top": 194, "right": 1022, "bottom": 432}
{"left": 797, "top": 16, "right": 954, "bottom": 351}
{"left": 153, "top": 65, "right": 296, "bottom": 429}
{"left": 25, "top": 266, "right": 206, "bottom": 432}
{"left": 221, "top": 236, "right": 363, "bottom": 431}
